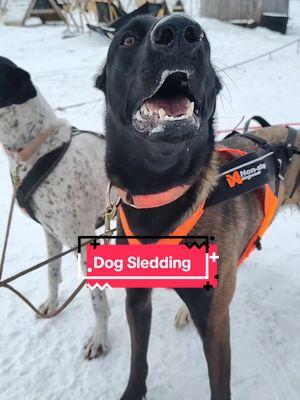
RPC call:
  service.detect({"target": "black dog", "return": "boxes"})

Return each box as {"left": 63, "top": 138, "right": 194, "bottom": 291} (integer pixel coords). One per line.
{"left": 96, "top": 12, "right": 300, "bottom": 400}
{"left": 94, "top": 11, "right": 300, "bottom": 400}
{"left": 96, "top": 14, "right": 224, "bottom": 400}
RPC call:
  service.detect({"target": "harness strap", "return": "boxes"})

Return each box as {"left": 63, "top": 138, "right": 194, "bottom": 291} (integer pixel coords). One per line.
{"left": 14, "top": 127, "right": 105, "bottom": 223}
{"left": 273, "top": 127, "right": 298, "bottom": 194}
{"left": 242, "top": 132, "right": 269, "bottom": 147}
{"left": 243, "top": 116, "right": 271, "bottom": 134}
{"left": 238, "top": 185, "right": 278, "bottom": 265}
{"left": 16, "top": 141, "right": 71, "bottom": 222}
{"left": 206, "top": 146, "right": 275, "bottom": 208}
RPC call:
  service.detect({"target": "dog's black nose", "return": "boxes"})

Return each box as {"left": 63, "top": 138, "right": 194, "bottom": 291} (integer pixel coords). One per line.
{"left": 151, "top": 15, "right": 202, "bottom": 53}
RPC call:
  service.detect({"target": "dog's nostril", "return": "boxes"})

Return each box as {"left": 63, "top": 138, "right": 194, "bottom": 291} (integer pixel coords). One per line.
{"left": 155, "top": 27, "right": 174, "bottom": 46}
{"left": 184, "top": 26, "right": 200, "bottom": 43}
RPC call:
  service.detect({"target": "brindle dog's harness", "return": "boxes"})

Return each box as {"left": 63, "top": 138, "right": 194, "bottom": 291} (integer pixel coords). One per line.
{"left": 119, "top": 117, "right": 300, "bottom": 265}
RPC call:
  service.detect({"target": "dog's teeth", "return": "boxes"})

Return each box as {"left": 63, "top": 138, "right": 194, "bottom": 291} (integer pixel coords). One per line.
{"left": 158, "top": 108, "right": 166, "bottom": 120}
{"left": 187, "top": 102, "right": 194, "bottom": 117}
{"left": 141, "top": 104, "right": 149, "bottom": 116}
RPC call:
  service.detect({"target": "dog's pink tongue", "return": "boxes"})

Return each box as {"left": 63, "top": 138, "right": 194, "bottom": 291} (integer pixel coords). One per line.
{"left": 145, "top": 96, "right": 190, "bottom": 116}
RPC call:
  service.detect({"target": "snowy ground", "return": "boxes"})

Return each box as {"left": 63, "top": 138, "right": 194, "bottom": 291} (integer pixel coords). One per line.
{"left": 0, "top": 2, "right": 300, "bottom": 400}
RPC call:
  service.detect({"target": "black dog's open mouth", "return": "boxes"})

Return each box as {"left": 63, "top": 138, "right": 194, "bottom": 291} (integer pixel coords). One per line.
{"left": 132, "top": 71, "right": 200, "bottom": 135}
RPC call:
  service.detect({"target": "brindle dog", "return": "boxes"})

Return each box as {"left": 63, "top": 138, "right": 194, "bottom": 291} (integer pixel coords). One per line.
{"left": 96, "top": 14, "right": 300, "bottom": 400}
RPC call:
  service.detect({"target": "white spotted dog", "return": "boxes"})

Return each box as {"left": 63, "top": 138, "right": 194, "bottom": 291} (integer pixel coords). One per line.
{"left": 0, "top": 56, "right": 110, "bottom": 359}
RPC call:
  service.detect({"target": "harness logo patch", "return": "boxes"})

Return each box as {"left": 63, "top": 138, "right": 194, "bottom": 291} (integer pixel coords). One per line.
{"left": 226, "top": 171, "right": 243, "bottom": 188}
{"left": 226, "top": 162, "right": 267, "bottom": 188}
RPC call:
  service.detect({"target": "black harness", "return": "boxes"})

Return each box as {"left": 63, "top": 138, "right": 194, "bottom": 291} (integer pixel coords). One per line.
{"left": 16, "top": 128, "right": 105, "bottom": 223}
{"left": 206, "top": 118, "right": 300, "bottom": 208}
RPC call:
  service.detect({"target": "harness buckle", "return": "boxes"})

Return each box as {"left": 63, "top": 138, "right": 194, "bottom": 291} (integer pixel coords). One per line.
{"left": 12, "top": 164, "right": 26, "bottom": 189}
{"left": 276, "top": 159, "right": 284, "bottom": 180}
{"left": 104, "top": 203, "right": 117, "bottom": 238}
{"left": 103, "top": 183, "right": 120, "bottom": 243}
{"left": 287, "top": 143, "right": 294, "bottom": 162}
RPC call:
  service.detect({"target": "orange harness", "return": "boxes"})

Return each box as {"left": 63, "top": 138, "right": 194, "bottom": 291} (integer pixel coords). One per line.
{"left": 119, "top": 147, "right": 279, "bottom": 266}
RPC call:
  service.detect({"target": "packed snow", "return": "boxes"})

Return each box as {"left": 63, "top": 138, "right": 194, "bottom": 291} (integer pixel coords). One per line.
{"left": 0, "top": 1, "right": 300, "bottom": 399}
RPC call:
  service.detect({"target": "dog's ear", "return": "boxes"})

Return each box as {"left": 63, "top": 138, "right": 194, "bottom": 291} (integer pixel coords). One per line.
{"left": 13, "top": 68, "right": 31, "bottom": 90}
{"left": 0, "top": 58, "right": 37, "bottom": 107}
{"left": 95, "top": 64, "right": 107, "bottom": 93}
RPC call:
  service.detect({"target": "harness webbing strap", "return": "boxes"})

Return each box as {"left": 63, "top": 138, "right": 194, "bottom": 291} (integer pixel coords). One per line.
{"left": 206, "top": 146, "right": 276, "bottom": 208}
{"left": 15, "top": 128, "right": 105, "bottom": 223}
{"left": 243, "top": 116, "right": 271, "bottom": 134}
{"left": 238, "top": 185, "right": 278, "bottom": 265}
{"left": 16, "top": 141, "right": 71, "bottom": 222}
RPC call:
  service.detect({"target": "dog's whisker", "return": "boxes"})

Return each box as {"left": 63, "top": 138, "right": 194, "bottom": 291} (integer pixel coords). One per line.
{"left": 220, "top": 79, "right": 233, "bottom": 105}
{"left": 217, "top": 68, "right": 238, "bottom": 91}
{"left": 211, "top": 58, "right": 231, "bottom": 69}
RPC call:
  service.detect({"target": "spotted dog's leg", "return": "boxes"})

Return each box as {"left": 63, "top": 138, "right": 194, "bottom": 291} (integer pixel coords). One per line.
{"left": 38, "top": 229, "right": 63, "bottom": 316}
{"left": 79, "top": 244, "right": 110, "bottom": 359}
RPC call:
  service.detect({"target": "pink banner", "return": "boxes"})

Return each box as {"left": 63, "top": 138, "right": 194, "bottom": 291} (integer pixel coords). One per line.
{"left": 85, "top": 243, "right": 218, "bottom": 290}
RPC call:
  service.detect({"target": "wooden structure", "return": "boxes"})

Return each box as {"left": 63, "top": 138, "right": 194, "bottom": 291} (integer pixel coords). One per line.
{"left": 0, "top": 0, "right": 9, "bottom": 13}
{"left": 22, "top": 0, "right": 67, "bottom": 25}
{"left": 262, "top": 0, "right": 289, "bottom": 14}
{"left": 201, "top": 0, "right": 263, "bottom": 24}
{"left": 88, "top": 0, "right": 169, "bottom": 39}
{"left": 173, "top": 0, "right": 185, "bottom": 13}
{"left": 91, "top": 0, "right": 125, "bottom": 24}
{"left": 135, "top": 1, "right": 169, "bottom": 18}
{"left": 261, "top": 0, "right": 289, "bottom": 34}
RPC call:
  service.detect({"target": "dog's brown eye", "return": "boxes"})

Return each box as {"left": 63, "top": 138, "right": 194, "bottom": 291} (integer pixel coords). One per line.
{"left": 122, "top": 35, "right": 136, "bottom": 47}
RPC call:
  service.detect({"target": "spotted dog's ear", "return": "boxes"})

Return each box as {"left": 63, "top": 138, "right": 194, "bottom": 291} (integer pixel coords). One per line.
{"left": 0, "top": 56, "right": 37, "bottom": 107}
{"left": 95, "top": 64, "right": 107, "bottom": 93}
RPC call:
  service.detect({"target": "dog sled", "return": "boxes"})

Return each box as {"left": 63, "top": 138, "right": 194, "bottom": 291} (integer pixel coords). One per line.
{"left": 22, "top": 0, "right": 67, "bottom": 26}
{"left": 88, "top": 0, "right": 170, "bottom": 39}
{"left": 173, "top": 0, "right": 185, "bottom": 13}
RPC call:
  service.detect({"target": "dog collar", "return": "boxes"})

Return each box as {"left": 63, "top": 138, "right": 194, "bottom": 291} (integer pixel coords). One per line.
{"left": 117, "top": 184, "right": 192, "bottom": 209}
{"left": 2, "top": 126, "right": 56, "bottom": 163}
{"left": 119, "top": 201, "right": 205, "bottom": 245}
